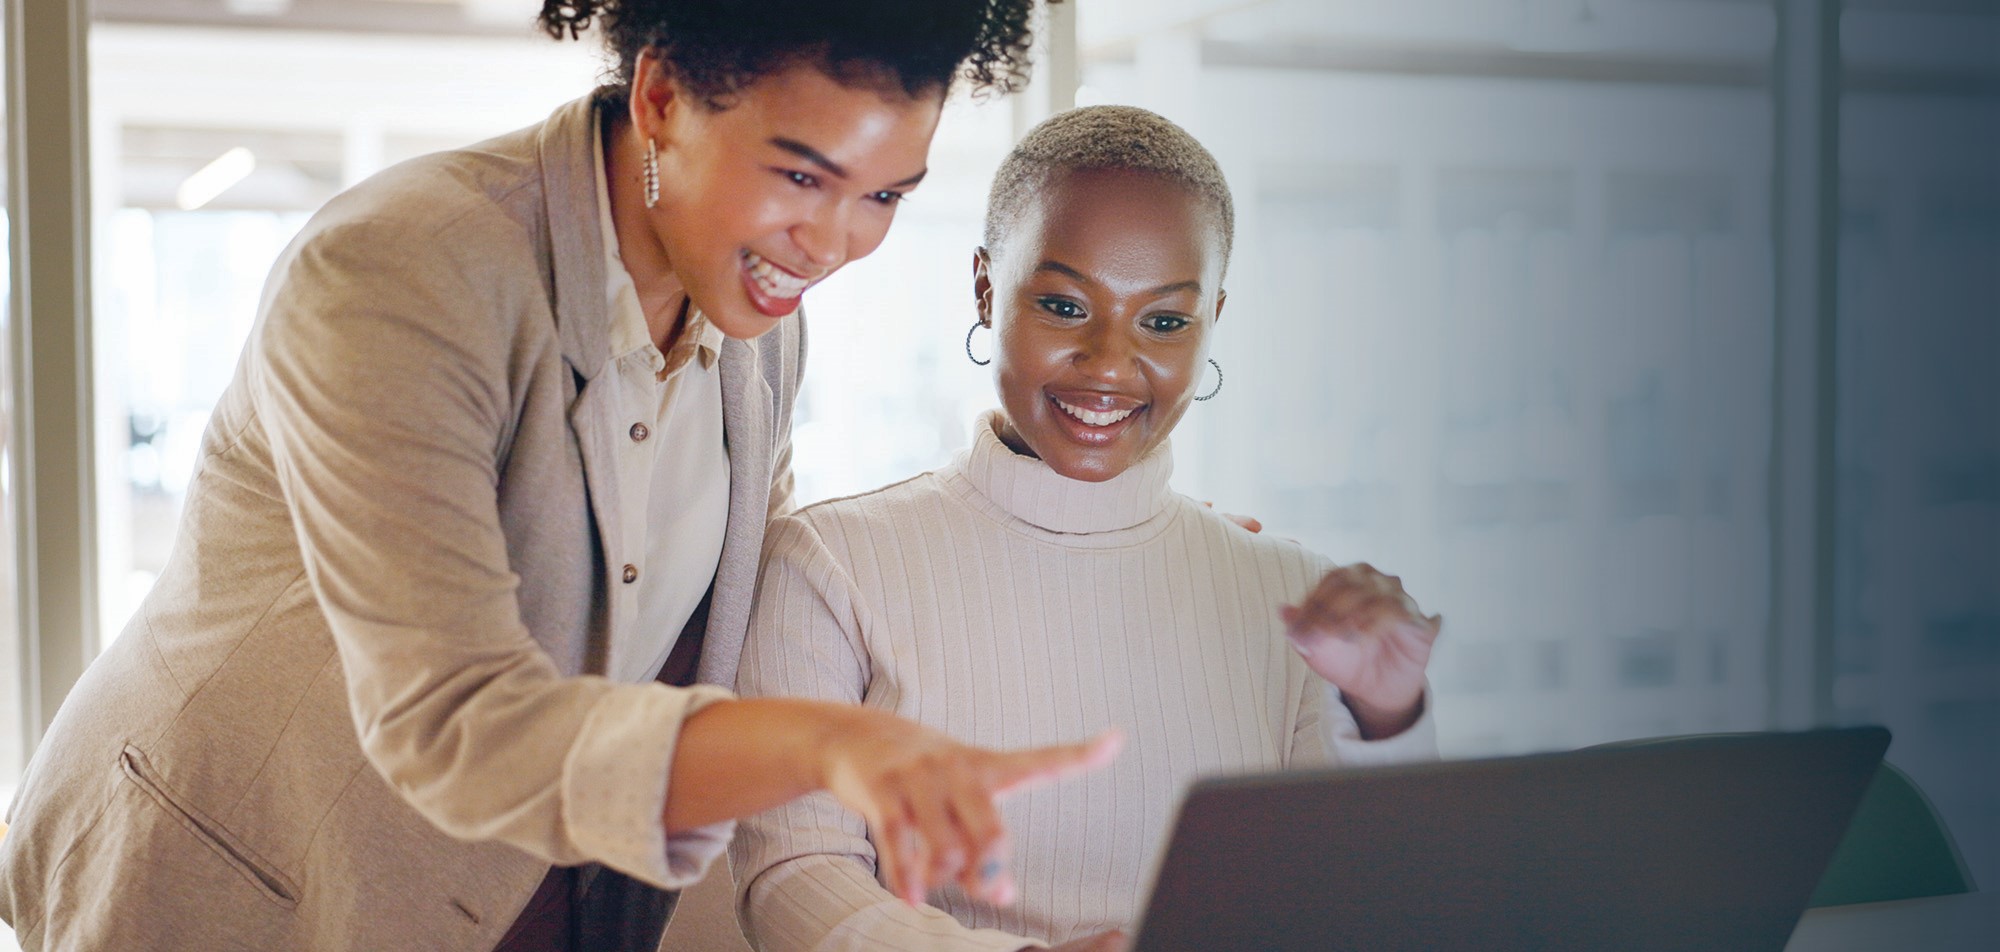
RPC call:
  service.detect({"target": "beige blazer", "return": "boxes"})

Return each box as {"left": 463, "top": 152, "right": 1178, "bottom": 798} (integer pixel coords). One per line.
{"left": 0, "top": 91, "right": 802, "bottom": 951}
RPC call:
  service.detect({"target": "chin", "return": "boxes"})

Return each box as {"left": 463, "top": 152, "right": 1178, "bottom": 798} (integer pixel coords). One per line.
{"left": 703, "top": 301, "right": 790, "bottom": 341}
{"left": 1045, "top": 450, "right": 1129, "bottom": 483}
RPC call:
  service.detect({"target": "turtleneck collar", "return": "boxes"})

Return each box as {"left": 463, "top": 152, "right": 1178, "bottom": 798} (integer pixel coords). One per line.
{"left": 944, "top": 409, "right": 1177, "bottom": 536}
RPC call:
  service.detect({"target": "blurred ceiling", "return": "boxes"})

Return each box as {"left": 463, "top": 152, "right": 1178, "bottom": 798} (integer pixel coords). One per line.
{"left": 92, "top": 0, "right": 545, "bottom": 37}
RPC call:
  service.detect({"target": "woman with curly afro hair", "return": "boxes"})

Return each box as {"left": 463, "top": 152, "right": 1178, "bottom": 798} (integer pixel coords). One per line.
{"left": 0, "top": 3, "right": 1115, "bottom": 951}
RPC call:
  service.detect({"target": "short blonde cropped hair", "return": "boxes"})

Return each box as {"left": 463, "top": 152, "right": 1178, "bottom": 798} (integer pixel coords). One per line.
{"left": 982, "top": 105, "right": 1235, "bottom": 274}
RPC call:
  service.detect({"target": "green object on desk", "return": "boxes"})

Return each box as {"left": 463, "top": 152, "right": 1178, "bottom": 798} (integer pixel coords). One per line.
{"left": 1808, "top": 761, "right": 1976, "bottom": 908}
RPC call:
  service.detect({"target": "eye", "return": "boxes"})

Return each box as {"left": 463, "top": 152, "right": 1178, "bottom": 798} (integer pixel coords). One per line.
{"left": 781, "top": 170, "right": 819, "bottom": 188}
{"left": 1144, "top": 313, "right": 1192, "bottom": 333}
{"left": 867, "top": 189, "right": 906, "bottom": 206}
{"left": 1037, "top": 296, "right": 1085, "bottom": 319}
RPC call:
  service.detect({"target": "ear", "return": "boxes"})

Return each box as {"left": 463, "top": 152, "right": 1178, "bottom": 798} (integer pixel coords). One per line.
{"left": 972, "top": 246, "right": 995, "bottom": 328}
{"left": 628, "top": 48, "right": 685, "bottom": 144}
{"left": 1214, "top": 288, "right": 1227, "bottom": 325}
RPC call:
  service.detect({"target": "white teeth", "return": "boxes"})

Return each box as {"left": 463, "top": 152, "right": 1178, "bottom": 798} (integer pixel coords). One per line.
{"left": 1055, "top": 398, "right": 1135, "bottom": 427}
{"left": 743, "top": 251, "right": 809, "bottom": 299}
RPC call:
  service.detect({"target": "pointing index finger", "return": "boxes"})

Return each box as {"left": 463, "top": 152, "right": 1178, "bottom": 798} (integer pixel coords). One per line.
{"left": 990, "top": 729, "right": 1124, "bottom": 798}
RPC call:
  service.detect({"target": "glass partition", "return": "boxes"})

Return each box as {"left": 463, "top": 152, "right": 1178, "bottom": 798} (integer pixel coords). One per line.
{"left": 1833, "top": 2, "right": 2000, "bottom": 889}
{"left": 1067, "top": 0, "right": 1782, "bottom": 754}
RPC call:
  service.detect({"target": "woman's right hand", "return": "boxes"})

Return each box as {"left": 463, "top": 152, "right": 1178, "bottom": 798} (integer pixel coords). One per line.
{"left": 816, "top": 710, "right": 1123, "bottom": 907}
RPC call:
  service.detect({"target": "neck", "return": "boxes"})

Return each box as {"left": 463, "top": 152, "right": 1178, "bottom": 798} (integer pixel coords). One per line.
{"left": 603, "top": 110, "right": 691, "bottom": 352}
{"left": 993, "top": 414, "right": 1040, "bottom": 462}
{"left": 951, "top": 409, "right": 1177, "bottom": 536}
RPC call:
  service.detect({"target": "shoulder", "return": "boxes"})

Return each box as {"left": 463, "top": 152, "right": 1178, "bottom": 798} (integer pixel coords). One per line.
{"left": 1171, "top": 494, "right": 1336, "bottom": 591}
{"left": 254, "top": 120, "right": 561, "bottom": 357}
{"left": 296, "top": 122, "right": 547, "bottom": 280}
{"left": 765, "top": 472, "right": 950, "bottom": 560}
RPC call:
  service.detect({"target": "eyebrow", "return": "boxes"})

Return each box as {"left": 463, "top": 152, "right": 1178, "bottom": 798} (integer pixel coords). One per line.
{"left": 771, "top": 137, "right": 928, "bottom": 188}
{"left": 1033, "top": 259, "right": 1203, "bottom": 298}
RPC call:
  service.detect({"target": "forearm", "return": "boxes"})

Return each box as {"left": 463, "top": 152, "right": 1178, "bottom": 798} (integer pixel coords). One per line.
{"left": 663, "top": 696, "right": 868, "bottom": 832}
{"left": 738, "top": 849, "right": 1040, "bottom": 952}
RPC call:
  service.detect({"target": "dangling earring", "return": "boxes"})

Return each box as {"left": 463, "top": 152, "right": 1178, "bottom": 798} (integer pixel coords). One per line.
{"left": 1193, "top": 358, "right": 1223, "bottom": 401}
{"left": 643, "top": 138, "right": 660, "bottom": 209}
{"left": 965, "top": 320, "right": 992, "bottom": 366}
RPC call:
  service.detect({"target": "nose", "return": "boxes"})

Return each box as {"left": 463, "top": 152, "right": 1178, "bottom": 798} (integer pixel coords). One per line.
{"left": 791, "top": 198, "right": 850, "bottom": 272}
{"left": 1072, "top": 318, "right": 1140, "bottom": 383}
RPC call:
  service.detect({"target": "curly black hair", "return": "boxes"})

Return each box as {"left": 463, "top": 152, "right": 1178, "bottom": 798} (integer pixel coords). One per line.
{"left": 537, "top": 0, "right": 1052, "bottom": 107}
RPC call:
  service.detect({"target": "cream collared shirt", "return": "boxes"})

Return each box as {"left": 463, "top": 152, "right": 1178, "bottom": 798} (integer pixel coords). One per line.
{"left": 592, "top": 117, "right": 732, "bottom": 684}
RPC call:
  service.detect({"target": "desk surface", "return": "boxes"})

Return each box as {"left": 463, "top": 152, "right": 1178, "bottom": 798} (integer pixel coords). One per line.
{"left": 1785, "top": 891, "right": 1996, "bottom": 951}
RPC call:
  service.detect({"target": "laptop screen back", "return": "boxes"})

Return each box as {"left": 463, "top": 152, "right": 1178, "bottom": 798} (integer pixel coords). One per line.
{"left": 1129, "top": 727, "right": 1889, "bottom": 952}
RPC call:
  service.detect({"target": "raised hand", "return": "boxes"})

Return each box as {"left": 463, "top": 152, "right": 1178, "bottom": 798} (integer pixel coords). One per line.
{"left": 819, "top": 717, "right": 1124, "bottom": 907}
{"left": 1279, "top": 563, "right": 1439, "bottom": 739}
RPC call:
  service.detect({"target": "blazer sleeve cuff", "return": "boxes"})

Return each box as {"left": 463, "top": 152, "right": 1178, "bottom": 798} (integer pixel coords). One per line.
{"left": 562, "top": 681, "right": 738, "bottom": 889}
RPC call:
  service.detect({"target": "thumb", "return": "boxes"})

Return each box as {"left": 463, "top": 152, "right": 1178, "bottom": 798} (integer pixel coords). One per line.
{"left": 1225, "top": 512, "right": 1263, "bottom": 534}
{"left": 991, "top": 728, "right": 1124, "bottom": 798}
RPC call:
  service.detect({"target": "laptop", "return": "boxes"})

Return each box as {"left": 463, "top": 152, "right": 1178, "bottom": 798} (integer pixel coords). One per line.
{"left": 1128, "top": 726, "right": 1890, "bottom": 952}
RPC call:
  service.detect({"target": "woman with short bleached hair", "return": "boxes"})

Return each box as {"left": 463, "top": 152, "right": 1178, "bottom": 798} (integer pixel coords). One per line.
{"left": 732, "top": 105, "right": 1441, "bottom": 952}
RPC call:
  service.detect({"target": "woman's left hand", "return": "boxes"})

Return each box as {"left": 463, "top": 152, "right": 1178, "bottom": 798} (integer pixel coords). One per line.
{"left": 1199, "top": 500, "right": 1262, "bottom": 534}
{"left": 1279, "top": 563, "right": 1440, "bottom": 739}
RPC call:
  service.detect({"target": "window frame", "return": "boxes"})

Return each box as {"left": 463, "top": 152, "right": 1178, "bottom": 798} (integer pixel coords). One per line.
{"left": 6, "top": 0, "right": 97, "bottom": 760}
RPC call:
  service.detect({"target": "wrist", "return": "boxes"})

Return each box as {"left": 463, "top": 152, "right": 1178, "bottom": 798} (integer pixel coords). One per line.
{"left": 798, "top": 700, "right": 845, "bottom": 791}
{"left": 800, "top": 699, "right": 885, "bottom": 791}
{"left": 1343, "top": 689, "right": 1424, "bottom": 740}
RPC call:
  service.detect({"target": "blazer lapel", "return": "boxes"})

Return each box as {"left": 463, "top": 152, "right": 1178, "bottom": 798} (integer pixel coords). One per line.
{"left": 565, "top": 376, "right": 624, "bottom": 674}
{"left": 699, "top": 333, "right": 774, "bottom": 687}
{"left": 540, "top": 91, "right": 611, "bottom": 380}
{"left": 539, "top": 91, "right": 623, "bottom": 672}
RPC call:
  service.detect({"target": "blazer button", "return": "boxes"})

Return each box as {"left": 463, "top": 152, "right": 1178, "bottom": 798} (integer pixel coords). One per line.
{"left": 622, "top": 564, "right": 639, "bottom": 584}
{"left": 630, "top": 422, "right": 649, "bottom": 442}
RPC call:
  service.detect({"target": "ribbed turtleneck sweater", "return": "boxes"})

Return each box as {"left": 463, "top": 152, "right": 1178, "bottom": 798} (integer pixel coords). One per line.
{"left": 731, "top": 412, "right": 1437, "bottom": 951}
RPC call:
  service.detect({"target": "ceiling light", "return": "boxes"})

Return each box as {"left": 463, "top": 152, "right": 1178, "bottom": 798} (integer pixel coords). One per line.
{"left": 176, "top": 147, "right": 256, "bottom": 211}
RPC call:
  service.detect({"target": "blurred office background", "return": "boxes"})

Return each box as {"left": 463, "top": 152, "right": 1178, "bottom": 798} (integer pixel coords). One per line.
{"left": 1, "top": 3, "right": 1994, "bottom": 946}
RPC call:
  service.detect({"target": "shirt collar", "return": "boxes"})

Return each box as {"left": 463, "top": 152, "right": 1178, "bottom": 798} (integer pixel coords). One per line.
{"left": 662, "top": 311, "right": 724, "bottom": 376}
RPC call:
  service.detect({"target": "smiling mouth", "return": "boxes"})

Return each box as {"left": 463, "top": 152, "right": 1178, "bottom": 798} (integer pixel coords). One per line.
{"left": 1052, "top": 395, "right": 1140, "bottom": 427}
{"left": 741, "top": 250, "right": 812, "bottom": 299}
